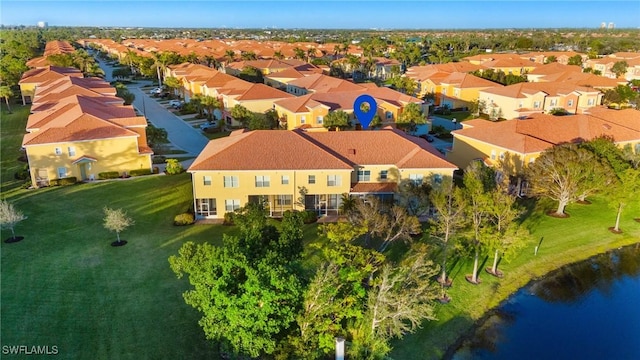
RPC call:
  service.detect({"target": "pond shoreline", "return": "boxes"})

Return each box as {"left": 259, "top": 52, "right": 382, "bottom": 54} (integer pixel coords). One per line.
{"left": 442, "top": 242, "right": 640, "bottom": 359}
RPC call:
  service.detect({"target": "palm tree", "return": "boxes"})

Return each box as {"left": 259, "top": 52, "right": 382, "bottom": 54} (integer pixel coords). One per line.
{"left": 224, "top": 50, "right": 236, "bottom": 65}
{"left": 293, "top": 47, "right": 305, "bottom": 60}
{"left": 163, "top": 76, "right": 182, "bottom": 98}
{"left": 306, "top": 47, "right": 316, "bottom": 63}
{"left": 0, "top": 86, "right": 13, "bottom": 113}
{"left": 273, "top": 51, "right": 284, "bottom": 60}
{"left": 201, "top": 95, "right": 222, "bottom": 121}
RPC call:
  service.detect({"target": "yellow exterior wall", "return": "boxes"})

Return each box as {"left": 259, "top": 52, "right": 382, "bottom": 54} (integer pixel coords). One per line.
{"left": 19, "top": 83, "right": 37, "bottom": 104}
{"left": 447, "top": 134, "right": 540, "bottom": 174}
{"left": 478, "top": 92, "right": 546, "bottom": 120}
{"left": 26, "top": 136, "right": 151, "bottom": 187}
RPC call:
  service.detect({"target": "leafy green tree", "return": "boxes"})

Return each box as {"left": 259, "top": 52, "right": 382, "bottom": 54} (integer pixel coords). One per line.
{"left": 240, "top": 51, "right": 257, "bottom": 61}
{"left": 580, "top": 136, "right": 631, "bottom": 176}
{"left": 0, "top": 86, "right": 14, "bottom": 113}
{"left": 396, "top": 102, "right": 426, "bottom": 132}
{"left": 544, "top": 55, "right": 557, "bottom": 64}
{"left": 608, "top": 168, "right": 640, "bottom": 233}
{"left": 293, "top": 47, "right": 305, "bottom": 60}
{"left": 164, "top": 158, "right": 184, "bottom": 175}
{"left": 200, "top": 95, "right": 221, "bottom": 121}
{"left": 146, "top": 124, "right": 168, "bottom": 147}
{"left": 323, "top": 109, "right": 351, "bottom": 131}
{"left": 568, "top": 54, "right": 583, "bottom": 66}
{"left": 114, "top": 83, "right": 134, "bottom": 105}
{"left": 169, "top": 239, "right": 302, "bottom": 358}
{"left": 239, "top": 66, "right": 263, "bottom": 83}
{"left": 603, "top": 85, "right": 638, "bottom": 107}
{"left": 163, "top": 76, "right": 182, "bottom": 98}
{"left": 231, "top": 104, "right": 254, "bottom": 127}
{"left": 611, "top": 61, "right": 628, "bottom": 78}
{"left": 526, "top": 144, "right": 601, "bottom": 216}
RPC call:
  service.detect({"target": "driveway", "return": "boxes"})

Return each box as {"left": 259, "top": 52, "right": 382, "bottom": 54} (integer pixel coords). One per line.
{"left": 430, "top": 115, "right": 462, "bottom": 131}
{"left": 93, "top": 54, "right": 209, "bottom": 156}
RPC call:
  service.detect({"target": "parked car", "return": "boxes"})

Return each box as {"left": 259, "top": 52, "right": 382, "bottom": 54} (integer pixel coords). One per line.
{"left": 149, "top": 87, "right": 162, "bottom": 95}
{"left": 419, "top": 134, "right": 435, "bottom": 142}
{"left": 169, "top": 100, "right": 184, "bottom": 108}
{"left": 199, "top": 121, "right": 217, "bottom": 131}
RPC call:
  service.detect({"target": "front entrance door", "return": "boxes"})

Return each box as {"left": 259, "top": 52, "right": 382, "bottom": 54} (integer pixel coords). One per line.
{"left": 79, "top": 163, "right": 87, "bottom": 180}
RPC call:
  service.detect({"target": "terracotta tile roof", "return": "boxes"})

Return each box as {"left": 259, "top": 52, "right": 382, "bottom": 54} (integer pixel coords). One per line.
{"left": 275, "top": 88, "right": 422, "bottom": 113}
{"left": 302, "top": 128, "right": 457, "bottom": 169}
{"left": 188, "top": 129, "right": 353, "bottom": 171}
{"left": 453, "top": 112, "right": 640, "bottom": 154}
{"left": 441, "top": 72, "right": 499, "bottom": 89}
{"left": 480, "top": 83, "right": 545, "bottom": 98}
{"left": 288, "top": 74, "right": 365, "bottom": 93}
{"left": 527, "top": 63, "right": 582, "bottom": 76}
{"left": 350, "top": 182, "right": 397, "bottom": 193}
{"left": 19, "top": 66, "right": 83, "bottom": 84}
{"left": 265, "top": 67, "right": 306, "bottom": 80}
{"left": 550, "top": 72, "right": 623, "bottom": 89}
{"left": 235, "top": 83, "right": 294, "bottom": 101}
{"left": 586, "top": 107, "right": 640, "bottom": 131}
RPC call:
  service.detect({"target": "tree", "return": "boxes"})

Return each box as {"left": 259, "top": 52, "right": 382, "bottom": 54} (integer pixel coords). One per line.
{"left": 0, "top": 86, "right": 13, "bottom": 113}
{"left": 323, "top": 109, "right": 351, "bottom": 131}
{"left": 544, "top": 55, "right": 557, "bottom": 64}
{"left": 0, "top": 200, "right": 26, "bottom": 241}
{"left": 396, "top": 178, "right": 431, "bottom": 217}
{"left": 103, "top": 207, "right": 134, "bottom": 244}
{"left": 429, "top": 177, "right": 466, "bottom": 288}
{"left": 163, "top": 76, "right": 182, "bottom": 98}
{"left": 169, "top": 239, "right": 302, "bottom": 358}
{"left": 224, "top": 49, "right": 236, "bottom": 65}
{"left": 146, "top": 124, "right": 168, "bottom": 147}
{"left": 525, "top": 144, "right": 601, "bottom": 217}
{"left": 114, "top": 83, "right": 134, "bottom": 105}
{"left": 568, "top": 54, "right": 583, "bottom": 66}
{"left": 231, "top": 104, "right": 254, "bottom": 127}
{"left": 608, "top": 168, "right": 640, "bottom": 233}
{"left": 200, "top": 95, "right": 221, "bottom": 121}
{"left": 273, "top": 50, "right": 284, "bottom": 60}
{"left": 461, "top": 162, "right": 494, "bottom": 284}
{"left": 349, "top": 250, "right": 439, "bottom": 360}
{"left": 603, "top": 85, "right": 638, "bottom": 107}
{"left": 611, "top": 61, "right": 628, "bottom": 78}
{"left": 396, "top": 102, "right": 426, "bottom": 133}
{"left": 293, "top": 47, "right": 305, "bottom": 60}
{"left": 164, "top": 159, "right": 183, "bottom": 175}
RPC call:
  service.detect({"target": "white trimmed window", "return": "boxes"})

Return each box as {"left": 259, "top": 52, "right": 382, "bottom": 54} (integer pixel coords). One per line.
{"left": 68, "top": 146, "right": 76, "bottom": 156}
{"left": 568, "top": 99, "right": 574, "bottom": 107}
{"left": 499, "top": 152, "right": 505, "bottom": 160}
{"left": 255, "top": 175, "right": 270, "bottom": 187}
{"left": 491, "top": 150, "right": 497, "bottom": 160}
{"left": 300, "top": 115, "right": 306, "bottom": 124}
{"left": 276, "top": 195, "right": 292, "bottom": 206}
{"left": 380, "top": 170, "right": 388, "bottom": 180}
{"left": 327, "top": 175, "right": 341, "bottom": 187}
{"left": 409, "top": 174, "right": 423, "bottom": 185}
{"left": 223, "top": 176, "right": 239, "bottom": 188}
{"left": 203, "top": 176, "right": 212, "bottom": 186}
{"left": 357, "top": 170, "right": 371, "bottom": 181}
{"left": 225, "top": 199, "right": 240, "bottom": 212}
{"left": 386, "top": 111, "right": 393, "bottom": 120}
{"left": 281, "top": 175, "right": 289, "bottom": 185}
{"left": 54, "top": 147, "right": 62, "bottom": 156}
{"left": 316, "top": 116, "right": 323, "bottom": 124}
{"left": 588, "top": 98, "right": 595, "bottom": 106}
{"left": 57, "top": 167, "right": 67, "bottom": 178}
{"left": 308, "top": 175, "right": 316, "bottom": 184}
{"left": 533, "top": 101, "right": 541, "bottom": 109}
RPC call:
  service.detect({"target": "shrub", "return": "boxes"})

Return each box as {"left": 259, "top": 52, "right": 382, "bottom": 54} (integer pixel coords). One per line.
{"left": 50, "top": 177, "right": 77, "bottom": 186}
{"left": 153, "top": 166, "right": 160, "bottom": 174}
{"left": 14, "top": 164, "right": 29, "bottom": 180}
{"left": 223, "top": 212, "right": 235, "bottom": 226}
{"left": 152, "top": 155, "right": 166, "bottom": 164}
{"left": 165, "top": 159, "right": 184, "bottom": 175}
{"left": 98, "top": 171, "right": 120, "bottom": 180}
{"left": 173, "top": 213, "right": 195, "bottom": 226}
{"left": 302, "top": 210, "right": 318, "bottom": 224}
{"left": 129, "top": 169, "right": 152, "bottom": 176}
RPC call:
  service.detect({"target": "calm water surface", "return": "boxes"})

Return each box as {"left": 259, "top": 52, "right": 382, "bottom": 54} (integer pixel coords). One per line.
{"left": 453, "top": 244, "right": 640, "bottom": 360}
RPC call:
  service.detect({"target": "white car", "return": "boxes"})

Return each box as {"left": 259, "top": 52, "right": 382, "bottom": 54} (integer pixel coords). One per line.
{"left": 169, "top": 100, "right": 183, "bottom": 108}
{"left": 149, "top": 87, "right": 162, "bottom": 94}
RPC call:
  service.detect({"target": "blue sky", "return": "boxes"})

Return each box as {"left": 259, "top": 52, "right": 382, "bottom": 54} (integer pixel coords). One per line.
{"left": 1, "top": 1, "right": 639, "bottom": 29}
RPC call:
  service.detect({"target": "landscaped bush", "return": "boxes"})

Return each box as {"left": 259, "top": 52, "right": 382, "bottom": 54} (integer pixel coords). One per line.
{"left": 302, "top": 210, "right": 318, "bottom": 224}
{"left": 152, "top": 155, "right": 166, "bottom": 164}
{"left": 129, "top": 169, "right": 152, "bottom": 177}
{"left": 178, "top": 102, "right": 197, "bottom": 115}
{"left": 165, "top": 159, "right": 184, "bottom": 175}
{"left": 14, "top": 164, "right": 29, "bottom": 180}
{"left": 50, "top": 177, "right": 77, "bottom": 186}
{"left": 98, "top": 171, "right": 120, "bottom": 180}
{"left": 223, "top": 212, "right": 235, "bottom": 225}
{"left": 173, "top": 213, "right": 195, "bottom": 226}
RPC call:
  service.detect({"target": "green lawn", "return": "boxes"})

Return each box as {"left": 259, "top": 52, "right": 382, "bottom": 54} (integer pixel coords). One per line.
{"left": 1, "top": 105, "right": 31, "bottom": 193}
{"left": 2, "top": 103, "right": 638, "bottom": 359}
{"left": 432, "top": 110, "right": 474, "bottom": 122}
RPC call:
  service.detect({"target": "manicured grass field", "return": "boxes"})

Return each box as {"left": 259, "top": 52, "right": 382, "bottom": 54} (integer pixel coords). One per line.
{"left": 2, "top": 104, "right": 638, "bottom": 359}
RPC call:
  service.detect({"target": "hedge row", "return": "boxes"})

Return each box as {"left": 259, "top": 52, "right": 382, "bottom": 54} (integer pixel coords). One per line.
{"left": 50, "top": 177, "right": 77, "bottom": 186}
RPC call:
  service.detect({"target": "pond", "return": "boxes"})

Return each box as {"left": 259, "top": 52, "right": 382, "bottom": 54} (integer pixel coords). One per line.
{"left": 452, "top": 244, "right": 640, "bottom": 359}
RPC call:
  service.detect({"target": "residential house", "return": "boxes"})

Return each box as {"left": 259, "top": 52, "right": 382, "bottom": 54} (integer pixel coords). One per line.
{"left": 438, "top": 72, "right": 499, "bottom": 110}
{"left": 188, "top": 128, "right": 458, "bottom": 219}
{"left": 404, "top": 63, "right": 485, "bottom": 100}
{"left": 285, "top": 73, "right": 365, "bottom": 96}
{"left": 446, "top": 109, "right": 640, "bottom": 194}
{"left": 18, "top": 66, "right": 83, "bottom": 105}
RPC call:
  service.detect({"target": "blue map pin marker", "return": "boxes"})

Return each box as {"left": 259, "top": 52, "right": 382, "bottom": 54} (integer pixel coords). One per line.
{"left": 353, "top": 94, "right": 377, "bottom": 129}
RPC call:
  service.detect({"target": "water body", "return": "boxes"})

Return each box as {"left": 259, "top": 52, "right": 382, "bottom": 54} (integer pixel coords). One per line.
{"left": 452, "top": 244, "right": 640, "bottom": 360}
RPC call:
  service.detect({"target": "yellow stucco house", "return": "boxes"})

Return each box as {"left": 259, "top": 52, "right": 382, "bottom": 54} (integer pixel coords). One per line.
{"left": 188, "top": 128, "right": 458, "bottom": 219}
{"left": 18, "top": 66, "right": 83, "bottom": 105}
{"left": 439, "top": 72, "right": 499, "bottom": 110}
{"left": 21, "top": 75, "right": 152, "bottom": 188}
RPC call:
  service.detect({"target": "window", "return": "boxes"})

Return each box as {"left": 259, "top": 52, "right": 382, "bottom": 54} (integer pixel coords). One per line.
{"left": 300, "top": 115, "right": 306, "bottom": 124}
{"left": 276, "top": 195, "right": 292, "bottom": 206}
{"left": 518, "top": 102, "right": 524, "bottom": 108}
{"left": 255, "top": 175, "right": 270, "bottom": 187}
{"left": 490, "top": 150, "right": 497, "bottom": 160}
{"left": 281, "top": 175, "right": 289, "bottom": 185}
{"left": 533, "top": 101, "right": 541, "bottom": 109}
{"left": 433, "top": 174, "right": 443, "bottom": 184}
{"left": 57, "top": 167, "right": 67, "bottom": 178}
{"left": 316, "top": 116, "right": 323, "bottom": 124}
{"left": 308, "top": 175, "right": 316, "bottom": 184}
{"left": 203, "top": 176, "right": 212, "bottom": 186}
{"left": 550, "top": 99, "right": 557, "bottom": 106}
{"left": 196, "top": 198, "right": 217, "bottom": 217}
{"left": 223, "top": 176, "right": 239, "bottom": 188}
{"left": 380, "top": 170, "right": 388, "bottom": 180}
{"left": 327, "top": 175, "right": 341, "bottom": 187}
{"left": 409, "top": 174, "right": 423, "bottom": 185}
{"left": 454, "top": 89, "right": 460, "bottom": 97}
{"left": 357, "top": 170, "right": 371, "bottom": 181}
{"left": 54, "top": 147, "right": 62, "bottom": 156}
{"left": 225, "top": 199, "right": 240, "bottom": 212}
{"left": 68, "top": 146, "right": 76, "bottom": 157}
{"left": 588, "top": 98, "right": 595, "bottom": 106}
{"left": 568, "top": 99, "right": 574, "bottom": 107}
{"left": 499, "top": 152, "right": 505, "bottom": 160}
{"left": 529, "top": 157, "right": 535, "bottom": 164}
{"left": 385, "top": 111, "right": 393, "bottom": 120}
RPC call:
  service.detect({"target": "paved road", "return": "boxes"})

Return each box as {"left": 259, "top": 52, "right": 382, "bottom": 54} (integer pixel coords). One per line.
{"left": 430, "top": 115, "right": 462, "bottom": 131}
{"left": 94, "top": 53, "right": 209, "bottom": 156}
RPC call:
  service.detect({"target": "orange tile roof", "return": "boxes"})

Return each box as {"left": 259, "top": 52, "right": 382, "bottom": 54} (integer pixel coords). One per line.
{"left": 351, "top": 182, "right": 397, "bottom": 193}
{"left": 235, "top": 83, "right": 293, "bottom": 101}
{"left": 288, "top": 74, "right": 365, "bottom": 93}
{"left": 19, "top": 66, "right": 83, "bottom": 84}
{"left": 189, "top": 128, "right": 457, "bottom": 172}
{"left": 441, "top": 72, "right": 498, "bottom": 89}
{"left": 527, "top": 62, "right": 582, "bottom": 76}
{"left": 453, "top": 112, "right": 640, "bottom": 154}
